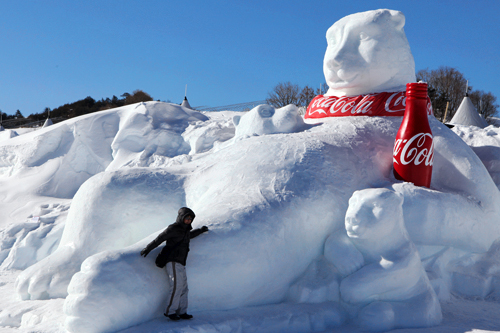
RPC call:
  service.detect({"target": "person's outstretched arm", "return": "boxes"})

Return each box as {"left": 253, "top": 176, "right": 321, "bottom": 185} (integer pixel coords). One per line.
{"left": 140, "top": 228, "right": 169, "bottom": 257}
{"left": 190, "top": 226, "right": 209, "bottom": 239}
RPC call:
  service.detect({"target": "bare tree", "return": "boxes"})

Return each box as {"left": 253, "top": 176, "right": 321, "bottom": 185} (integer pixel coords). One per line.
{"left": 44, "top": 107, "right": 51, "bottom": 118}
{"left": 266, "top": 82, "right": 302, "bottom": 108}
{"left": 417, "top": 66, "right": 498, "bottom": 122}
{"left": 469, "top": 90, "right": 499, "bottom": 122}
{"left": 300, "top": 85, "right": 316, "bottom": 107}
{"left": 315, "top": 83, "right": 328, "bottom": 96}
{"left": 416, "top": 66, "right": 468, "bottom": 122}
{"left": 124, "top": 90, "right": 153, "bottom": 104}
{"left": 267, "top": 82, "right": 329, "bottom": 108}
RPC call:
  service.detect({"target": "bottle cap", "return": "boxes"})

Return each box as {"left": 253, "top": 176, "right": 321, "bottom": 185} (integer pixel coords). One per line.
{"left": 406, "top": 82, "right": 428, "bottom": 99}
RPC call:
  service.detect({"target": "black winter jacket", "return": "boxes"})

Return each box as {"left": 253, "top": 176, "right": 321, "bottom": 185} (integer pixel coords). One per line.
{"left": 143, "top": 207, "right": 204, "bottom": 267}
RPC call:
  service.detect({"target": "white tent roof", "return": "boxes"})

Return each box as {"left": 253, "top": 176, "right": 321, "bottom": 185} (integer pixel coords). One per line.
{"left": 42, "top": 118, "right": 53, "bottom": 128}
{"left": 181, "top": 96, "right": 192, "bottom": 109}
{"left": 449, "top": 96, "right": 488, "bottom": 128}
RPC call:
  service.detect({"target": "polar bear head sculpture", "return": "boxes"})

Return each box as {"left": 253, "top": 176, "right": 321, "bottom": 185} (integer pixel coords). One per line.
{"left": 233, "top": 104, "right": 308, "bottom": 139}
{"left": 345, "top": 188, "right": 409, "bottom": 257}
{"left": 323, "top": 9, "right": 416, "bottom": 97}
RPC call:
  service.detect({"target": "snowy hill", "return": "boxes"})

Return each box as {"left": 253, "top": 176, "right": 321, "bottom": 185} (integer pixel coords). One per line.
{"left": 1, "top": 101, "right": 500, "bottom": 333}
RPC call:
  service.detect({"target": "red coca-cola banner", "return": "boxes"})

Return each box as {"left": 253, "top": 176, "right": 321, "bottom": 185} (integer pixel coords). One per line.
{"left": 305, "top": 92, "right": 433, "bottom": 119}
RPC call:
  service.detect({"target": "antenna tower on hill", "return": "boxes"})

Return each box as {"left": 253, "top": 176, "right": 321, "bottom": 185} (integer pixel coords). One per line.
{"left": 181, "top": 84, "right": 193, "bottom": 109}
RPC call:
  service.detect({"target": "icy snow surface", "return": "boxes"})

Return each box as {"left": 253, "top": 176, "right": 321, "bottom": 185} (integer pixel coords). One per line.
{"left": 0, "top": 101, "right": 499, "bottom": 333}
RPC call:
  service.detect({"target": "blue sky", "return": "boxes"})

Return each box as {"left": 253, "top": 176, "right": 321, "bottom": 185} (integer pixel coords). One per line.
{"left": 1, "top": 0, "right": 499, "bottom": 115}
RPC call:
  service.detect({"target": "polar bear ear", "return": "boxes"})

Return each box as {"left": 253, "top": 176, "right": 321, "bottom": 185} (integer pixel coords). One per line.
{"left": 387, "top": 191, "right": 404, "bottom": 207}
{"left": 388, "top": 10, "right": 405, "bottom": 30}
{"left": 374, "top": 188, "right": 404, "bottom": 207}
{"left": 373, "top": 9, "right": 405, "bottom": 31}
{"left": 233, "top": 115, "right": 241, "bottom": 127}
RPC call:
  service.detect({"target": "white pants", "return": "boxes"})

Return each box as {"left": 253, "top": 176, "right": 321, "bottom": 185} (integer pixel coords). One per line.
{"left": 165, "top": 262, "right": 189, "bottom": 315}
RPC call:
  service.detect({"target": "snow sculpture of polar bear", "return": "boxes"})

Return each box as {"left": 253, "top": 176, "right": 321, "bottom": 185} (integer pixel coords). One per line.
{"left": 232, "top": 104, "right": 309, "bottom": 139}
{"left": 14, "top": 8, "right": 500, "bottom": 333}
{"left": 326, "top": 188, "right": 442, "bottom": 331}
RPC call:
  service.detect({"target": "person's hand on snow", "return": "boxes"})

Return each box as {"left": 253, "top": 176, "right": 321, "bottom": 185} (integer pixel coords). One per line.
{"left": 140, "top": 248, "right": 150, "bottom": 257}
{"left": 201, "top": 226, "right": 209, "bottom": 233}
{"left": 324, "top": 230, "right": 364, "bottom": 277}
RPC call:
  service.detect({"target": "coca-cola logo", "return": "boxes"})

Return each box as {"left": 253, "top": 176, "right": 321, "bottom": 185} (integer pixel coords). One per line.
{"left": 308, "top": 95, "right": 375, "bottom": 116}
{"left": 306, "top": 92, "right": 409, "bottom": 118}
{"left": 353, "top": 98, "right": 374, "bottom": 114}
{"left": 308, "top": 97, "right": 333, "bottom": 116}
{"left": 393, "top": 133, "right": 434, "bottom": 166}
{"left": 305, "top": 92, "right": 434, "bottom": 119}
{"left": 385, "top": 92, "right": 406, "bottom": 113}
{"left": 309, "top": 108, "right": 328, "bottom": 116}
{"left": 310, "top": 97, "right": 335, "bottom": 109}
{"left": 330, "top": 98, "right": 357, "bottom": 114}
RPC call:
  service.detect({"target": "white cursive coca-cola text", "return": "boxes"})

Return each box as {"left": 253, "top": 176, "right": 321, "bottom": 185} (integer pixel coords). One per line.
{"left": 393, "top": 133, "right": 434, "bottom": 166}
{"left": 385, "top": 92, "right": 406, "bottom": 113}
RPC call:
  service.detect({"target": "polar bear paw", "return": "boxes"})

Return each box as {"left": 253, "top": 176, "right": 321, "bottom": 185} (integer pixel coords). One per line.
{"left": 64, "top": 247, "right": 168, "bottom": 333}
{"left": 15, "top": 247, "right": 82, "bottom": 300}
{"left": 357, "top": 302, "right": 395, "bottom": 332}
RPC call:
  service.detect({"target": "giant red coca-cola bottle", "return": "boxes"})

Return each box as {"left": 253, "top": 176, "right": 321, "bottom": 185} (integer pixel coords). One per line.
{"left": 393, "top": 82, "right": 433, "bottom": 188}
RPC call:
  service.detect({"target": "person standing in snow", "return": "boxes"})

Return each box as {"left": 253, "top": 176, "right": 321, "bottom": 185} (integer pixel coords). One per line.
{"left": 140, "top": 207, "right": 208, "bottom": 321}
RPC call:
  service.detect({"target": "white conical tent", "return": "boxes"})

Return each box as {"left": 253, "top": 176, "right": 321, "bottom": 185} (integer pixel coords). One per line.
{"left": 42, "top": 118, "right": 53, "bottom": 128}
{"left": 181, "top": 96, "right": 192, "bottom": 109}
{"left": 449, "top": 95, "right": 488, "bottom": 128}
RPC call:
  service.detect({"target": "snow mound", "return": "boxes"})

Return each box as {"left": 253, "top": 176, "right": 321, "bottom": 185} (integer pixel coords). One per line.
{"left": 0, "top": 102, "right": 208, "bottom": 199}
{"left": 0, "top": 202, "right": 69, "bottom": 270}
{"left": 451, "top": 239, "right": 500, "bottom": 299}
{"left": 106, "top": 102, "right": 208, "bottom": 170}
{"left": 453, "top": 125, "right": 500, "bottom": 189}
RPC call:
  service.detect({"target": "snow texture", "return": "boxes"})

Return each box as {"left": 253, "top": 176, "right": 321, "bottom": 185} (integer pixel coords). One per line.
{"left": 452, "top": 124, "right": 500, "bottom": 189}
{"left": 0, "top": 8, "right": 500, "bottom": 333}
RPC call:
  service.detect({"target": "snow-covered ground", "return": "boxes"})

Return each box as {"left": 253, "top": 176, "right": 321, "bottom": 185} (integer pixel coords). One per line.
{"left": 1, "top": 101, "right": 500, "bottom": 333}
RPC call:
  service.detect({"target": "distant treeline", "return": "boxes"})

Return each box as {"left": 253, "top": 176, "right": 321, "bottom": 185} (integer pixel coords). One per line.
{"left": 26, "top": 90, "right": 154, "bottom": 122}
